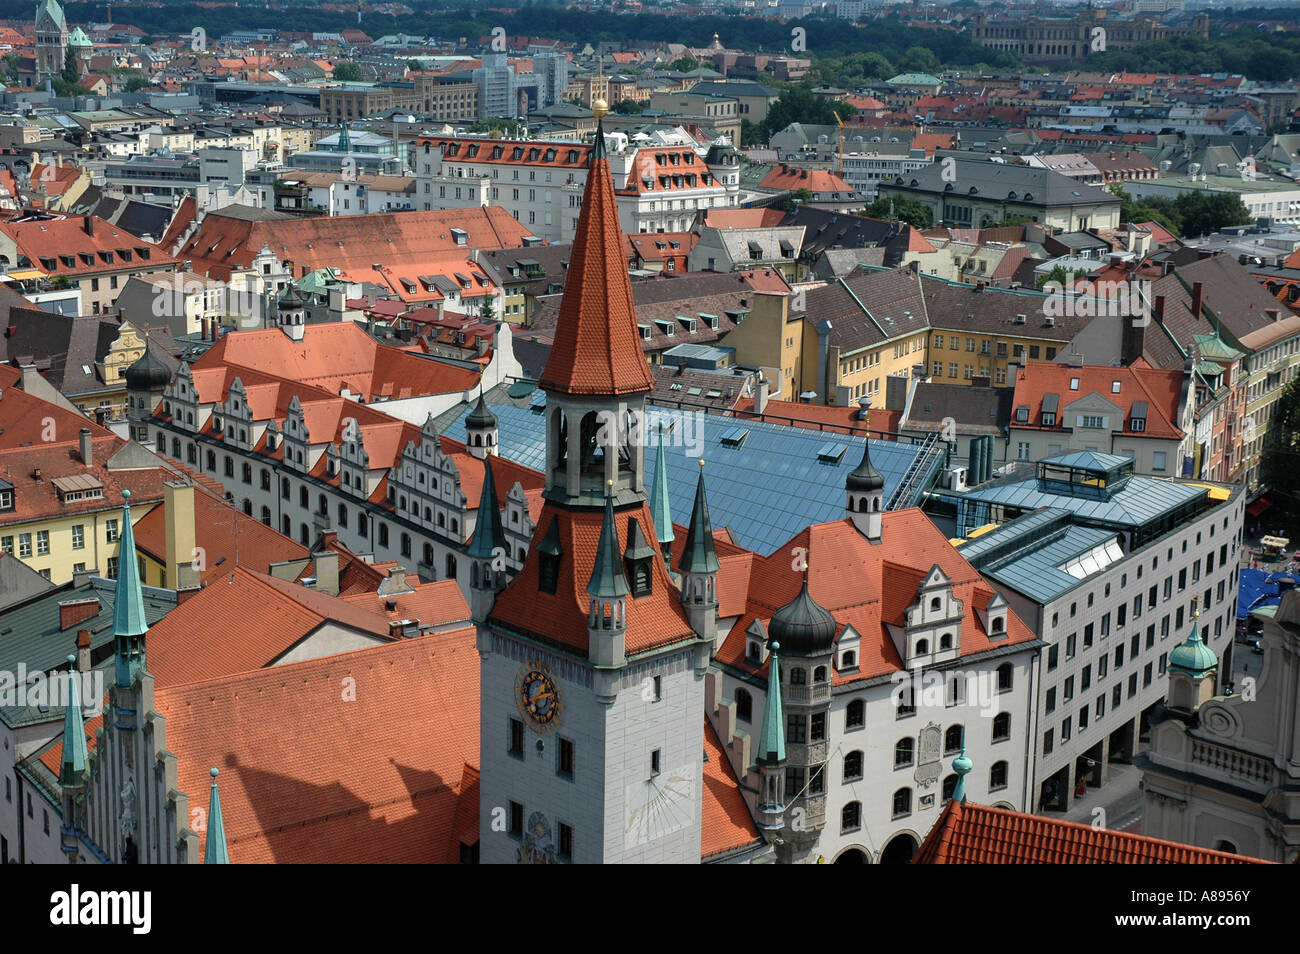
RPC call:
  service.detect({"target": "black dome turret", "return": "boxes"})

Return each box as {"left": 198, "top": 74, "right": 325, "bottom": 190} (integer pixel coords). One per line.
{"left": 769, "top": 580, "right": 837, "bottom": 655}
{"left": 124, "top": 346, "right": 171, "bottom": 390}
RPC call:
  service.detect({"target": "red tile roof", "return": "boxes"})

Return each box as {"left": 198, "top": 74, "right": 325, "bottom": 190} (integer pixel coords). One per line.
{"left": 702, "top": 208, "right": 785, "bottom": 229}
{"left": 715, "top": 511, "right": 1037, "bottom": 684}
{"left": 143, "top": 566, "right": 397, "bottom": 686}
{"left": 340, "top": 576, "right": 471, "bottom": 630}
{"left": 490, "top": 500, "right": 695, "bottom": 657}
{"left": 0, "top": 215, "right": 174, "bottom": 277}
{"left": 153, "top": 629, "right": 481, "bottom": 863}
{"left": 195, "top": 323, "right": 479, "bottom": 402}
{"left": 539, "top": 137, "right": 655, "bottom": 396}
{"left": 174, "top": 206, "right": 535, "bottom": 283}
{"left": 759, "top": 166, "right": 856, "bottom": 196}
{"left": 915, "top": 800, "right": 1268, "bottom": 864}
{"left": 1011, "top": 360, "right": 1184, "bottom": 440}
{"left": 131, "top": 483, "right": 312, "bottom": 584}
{"left": 701, "top": 720, "right": 762, "bottom": 858}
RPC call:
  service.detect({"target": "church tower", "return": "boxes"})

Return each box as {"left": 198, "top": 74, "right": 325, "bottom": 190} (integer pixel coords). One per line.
{"left": 477, "top": 102, "right": 712, "bottom": 864}
{"left": 34, "top": 0, "right": 68, "bottom": 84}
{"left": 846, "top": 437, "right": 884, "bottom": 542}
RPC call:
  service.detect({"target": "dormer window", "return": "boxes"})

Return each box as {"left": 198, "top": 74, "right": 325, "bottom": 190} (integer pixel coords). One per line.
{"left": 1041, "top": 412, "right": 1056, "bottom": 427}
{"left": 747, "top": 640, "right": 762, "bottom": 662}
{"left": 0, "top": 487, "right": 11, "bottom": 511}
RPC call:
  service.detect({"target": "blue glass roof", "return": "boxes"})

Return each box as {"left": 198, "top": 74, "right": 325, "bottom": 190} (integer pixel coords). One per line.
{"left": 958, "top": 509, "right": 1120, "bottom": 604}
{"left": 444, "top": 395, "right": 938, "bottom": 556}
{"left": 957, "top": 470, "right": 1205, "bottom": 529}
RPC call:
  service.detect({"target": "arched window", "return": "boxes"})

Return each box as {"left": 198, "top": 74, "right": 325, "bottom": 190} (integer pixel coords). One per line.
{"left": 242, "top": 498, "right": 252, "bottom": 515}
{"left": 992, "top": 712, "right": 1011, "bottom": 742}
{"left": 894, "top": 737, "right": 914, "bottom": 768}
{"left": 989, "top": 760, "right": 1008, "bottom": 791}
{"left": 845, "top": 699, "right": 865, "bottom": 730}
{"left": 423, "top": 543, "right": 434, "bottom": 568}
{"left": 940, "top": 632, "right": 953, "bottom": 650}
{"left": 357, "top": 513, "right": 367, "bottom": 535}
{"left": 446, "top": 554, "right": 457, "bottom": 579}
{"left": 735, "top": 688, "right": 752, "bottom": 723}
{"left": 401, "top": 533, "right": 412, "bottom": 557}
{"left": 892, "top": 788, "right": 911, "bottom": 819}
{"left": 813, "top": 666, "right": 827, "bottom": 683}
{"left": 224, "top": 456, "right": 234, "bottom": 478}
{"left": 241, "top": 462, "right": 252, "bottom": 484}
{"left": 992, "top": 615, "right": 1004, "bottom": 633}
{"left": 260, "top": 506, "right": 271, "bottom": 525}
{"left": 930, "top": 597, "right": 941, "bottom": 611}
{"left": 942, "top": 774, "right": 958, "bottom": 802}
{"left": 378, "top": 523, "right": 389, "bottom": 547}
{"left": 916, "top": 638, "right": 929, "bottom": 654}
{"left": 424, "top": 506, "right": 432, "bottom": 522}
{"left": 996, "top": 663, "right": 1013, "bottom": 692}
{"left": 281, "top": 477, "right": 290, "bottom": 499}
{"left": 438, "top": 512, "right": 446, "bottom": 528}
{"left": 841, "top": 649, "right": 856, "bottom": 669}
{"left": 841, "top": 801, "right": 861, "bottom": 833}
{"left": 843, "top": 750, "right": 863, "bottom": 781}
{"left": 317, "top": 494, "right": 327, "bottom": 516}
{"left": 790, "top": 667, "right": 807, "bottom": 685}
{"left": 1213, "top": 840, "right": 1237, "bottom": 855}
{"left": 300, "top": 524, "right": 309, "bottom": 545}
{"left": 281, "top": 515, "right": 290, "bottom": 535}
{"left": 944, "top": 725, "right": 964, "bottom": 755}
{"left": 337, "top": 503, "right": 348, "bottom": 528}
{"left": 206, "top": 449, "right": 216, "bottom": 471}
{"left": 299, "top": 487, "right": 308, "bottom": 509}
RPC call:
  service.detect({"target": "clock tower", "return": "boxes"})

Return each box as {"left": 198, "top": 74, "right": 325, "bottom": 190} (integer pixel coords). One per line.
{"left": 477, "top": 104, "right": 714, "bottom": 863}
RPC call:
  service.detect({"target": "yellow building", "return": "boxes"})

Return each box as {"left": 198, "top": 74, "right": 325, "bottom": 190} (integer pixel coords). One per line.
{"left": 0, "top": 397, "right": 165, "bottom": 585}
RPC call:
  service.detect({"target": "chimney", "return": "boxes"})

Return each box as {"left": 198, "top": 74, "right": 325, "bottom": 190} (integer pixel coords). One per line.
{"left": 59, "top": 598, "right": 100, "bottom": 631}
{"left": 1121, "top": 316, "right": 1145, "bottom": 365}
{"left": 83, "top": 215, "right": 93, "bottom": 237}
{"left": 1154, "top": 294, "right": 1166, "bottom": 325}
{"left": 1191, "top": 282, "right": 1204, "bottom": 320}
{"left": 79, "top": 428, "right": 92, "bottom": 467}
{"left": 163, "top": 481, "right": 197, "bottom": 590}
{"left": 76, "top": 628, "right": 91, "bottom": 674}
{"left": 315, "top": 549, "right": 340, "bottom": 596}
{"left": 755, "top": 374, "right": 769, "bottom": 414}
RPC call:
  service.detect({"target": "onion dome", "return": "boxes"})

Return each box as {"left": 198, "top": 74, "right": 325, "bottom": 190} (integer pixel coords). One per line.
{"left": 124, "top": 346, "right": 171, "bottom": 391}
{"left": 846, "top": 438, "right": 884, "bottom": 492}
{"left": 1169, "top": 612, "right": 1218, "bottom": 677}
{"left": 769, "top": 580, "right": 837, "bottom": 655}
{"left": 466, "top": 390, "right": 497, "bottom": 430}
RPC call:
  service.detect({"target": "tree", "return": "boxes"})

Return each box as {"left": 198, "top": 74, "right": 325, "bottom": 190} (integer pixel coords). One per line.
{"left": 1261, "top": 376, "right": 1300, "bottom": 512}
{"left": 469, "top": 117, "right": 525, "bottom": 137}
{"left": 332, "top": 61, "right": 363, "bottom": 82}
{"left": 1172, "top": 191, "right": 1253, "bottom": 239}
{"left": 611, "top": 99, "right": 645, "bottom": 115}
{"left": 1111, "top": 185, "right": 1179, "bottom": 235}
{"left": 898, "top": 46, "right": 940, "bottom": 75}
{"left": 123, "top": 75, "right": 153, "bottom": 93}
{"left": 861, "top": 195, "right": 932, "bottom": 229}
{"left": 784, "top": 187, "right": 813, "bottom": 210}
{"left": 1035, "top": 264, "right": 1075, "bottom": 290}
{"left": 478, "top": 295, "right": 498, "bottom": 324}
{"left": 60, "top": 44, "right": 80, "bottom": 86}
{"left": 667, "top": 56, "right": 699, "bottom": 73}
{"left": 407, "top": 59, "right": 423, "bottom": 72}
{"left": 740, "top": 117, "right": 762, "bottom": 147}
{"left": 760, "top": 85, "right": 856, "bottom": 141}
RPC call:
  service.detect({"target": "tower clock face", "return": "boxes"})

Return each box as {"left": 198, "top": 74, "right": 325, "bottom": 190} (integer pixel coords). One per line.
{"left": 516, "top": 662, "right": 563, "bottom": 732}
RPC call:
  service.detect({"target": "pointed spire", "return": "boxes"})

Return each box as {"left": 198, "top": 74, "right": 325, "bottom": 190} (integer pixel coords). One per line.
{"left": 951, "top": 729, "right": 972, "bottom": 804}
{"left": 204, "top": 768, "right": 230, "bottom": 864}
{"left": 113, "top": 489, "right": 148, "bottom": 688}
{"left": 466, "top": 386, "right": 497, "bottom": 430}
{"left": 755, "top": 642, "right": 785, "bottom": 766}
{"left": 466, "top": 457, "right": 506, "bottom": 561}
{"left": 677, "top": 459, "right": 719, "bottom": 575}
{"left": 59, "top": 655, "right": 88, "bottom": 788}
{"left": 588, "top": 482, "right": 630, "bottom": 600}
{"left": 538, "top": 102, "right": 653, "bottom": 397}
{"left": 648, "top": 421, "right": 674, "bottom": 553}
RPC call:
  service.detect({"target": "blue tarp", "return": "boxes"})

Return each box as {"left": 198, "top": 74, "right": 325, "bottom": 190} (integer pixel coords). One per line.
{"left": 1238, "top": 568, "right": 1281, "bottom": 619}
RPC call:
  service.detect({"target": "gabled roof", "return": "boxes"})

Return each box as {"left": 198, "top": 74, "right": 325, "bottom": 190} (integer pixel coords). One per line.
{"left": 1011, "top": 360, "right": 1184, "bottom": 440}
{"left": 915, "top": 800, "right": 1266, "bottom": 864}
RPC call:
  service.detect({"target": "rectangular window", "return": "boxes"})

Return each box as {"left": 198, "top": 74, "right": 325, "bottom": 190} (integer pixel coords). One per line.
{"left": 1115, "top": 645, "right": 1124, "bottom": 668}
{"left": 508, "top": 718, "right": 524, "bottom": 758}
{"left": 35, "top": 530, "right": 49, "bottom": 556}
{"left": 1101, "top": 612, "right": 1110, "bottom": 637}
{"left": 1079, "top": 704, "right": 1089, "bottom": 731}
{"left": 18, "top": 533, "right": 31, "bottom": 558}
{"left": 558, "top": 822, "right": 573, "bottom": 860}
{"left": 1117, "top": 604, "right": 1126, "bottom": 628}
{"left": 1143, "top": 662, "right": 1153, "bottom": 687}
{"left": 1128, "top": 673, "right": 1138, "bottom": 698}
{"left": 651, "top": 749, "right": 661, "bottom": 776}
{"left": 1099, "top": 654, "right": 1108, "bottom": 678}
{"left": 810, "top": 711, "right": 826, "bottom": 742}
{"left": 1066, "top": 633, "right": 1076, "bottom": 659}
{"left": 1046, "top": 687, "right": 1056, "bottom": 714}
{"left": 1083, "top": 622, "right": 1094, "bottom": 648}
{"left": 1043, "top": 729, "right": 1054, "bottom": 755}
{"left": 106, "top": 519, "right": 119, "bottom": 543}
{"left": 1131, "top": 634, "right": 1140, "bottom": 658}
{"left": 72, "top": 524, "right": 85, "bottom": 550}
{"left": 1112, "top": 684, "right": 1122, "bottom": 708}
{"left": 509, "top": 800, "right": 524, "bottom": 837}
{"left": 0, "top": 536, "right": 11, "bottom": 555}
{"left": 1061, "top": 717, "right": 1072, "bottom": 742}
{"left": 1081, "top": 664, "right": 1092, "bottom": 691}
{"left": 1063, "top": 676, "right": 1074, "bottom": 702}
{"left": 1096, "top": 694, "right": 1105, "bottom": 718}
{"left": 787, "top": 714, "right": 806, "bottom": 743}
{"left": 1048, "top": 644, "right": 1059, "bottom": 671}
{"left": 558, "top": 737, "right": 574, "bottom": 778}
